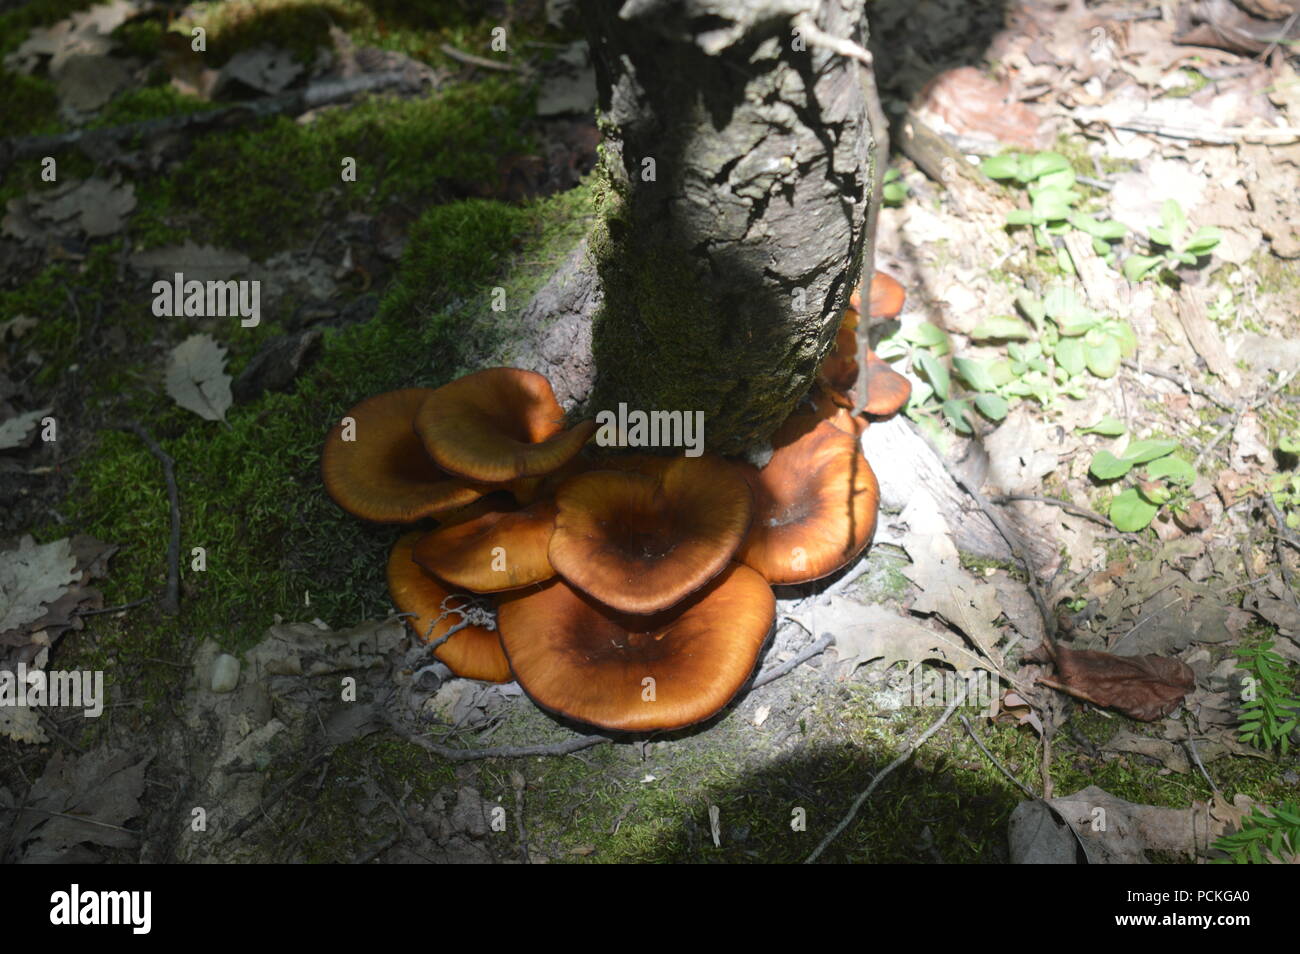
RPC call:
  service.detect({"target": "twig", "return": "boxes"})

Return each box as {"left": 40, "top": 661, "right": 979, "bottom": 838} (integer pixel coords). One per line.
{"left": 751, "top": 632, "right": 834, "bottom": 689}
{"left": 1105, "top": 120, "right": 1300, "bottom": 144}
{"left": 1122, "top": 360, "right": 1235, "bottom": 411}
{"left": 116, "top": 424, "right": 180, "bottom": 615}
{"left": 439, "top": 43, "right": 525, "bottom": 72}
{"left": 959, "top": 715, "right": 1037, "bottom": 799}
{"left": 384, "top": 708, "right": 610, "bottom": 761}
{"left": 79, "top": 596, "right": 155, "bottom": 617}
{"left": 991, "top": 494, "right": 1111, "bottom": 527}
{"left": 805, "top": 686, "right": 966, "bottom": 862}
{"left": 15, "top": 807, "right": 139, "bottom": 836}
{"left": 223, "top": 749, "right": 334, "bottom": 841}
{"left": 907, "top": 418, "right": 1057, "bottom": 648}
{"left": 1263, "top": 495, "right": 1300, "bottom": 606}
{"left": 1195, "top": 372, "right": 1293, "bottom": 469}
{"left": 1183, "top": 726, "right": 1219, "bottom": 796}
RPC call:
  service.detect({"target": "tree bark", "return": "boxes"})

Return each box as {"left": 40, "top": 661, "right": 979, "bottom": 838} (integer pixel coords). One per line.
{"left": 579, "top": 0, "right": 876, "bottom": 455}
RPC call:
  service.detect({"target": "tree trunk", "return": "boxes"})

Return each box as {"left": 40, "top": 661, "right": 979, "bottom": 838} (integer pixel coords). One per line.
{"left": 579, "top": 0, "right": 876, "bottom": 455}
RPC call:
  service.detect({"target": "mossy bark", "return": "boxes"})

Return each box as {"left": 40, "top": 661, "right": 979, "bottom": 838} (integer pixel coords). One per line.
{"left": 580, "top": 0, "right": 875, "bottom": 455}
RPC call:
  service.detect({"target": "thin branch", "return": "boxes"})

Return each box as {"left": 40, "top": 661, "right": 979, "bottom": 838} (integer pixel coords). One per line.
{"left": 384, "top": 708, "right": 610, "bottom": 761}
{"left": 439, "top": 43, "right": 525, "bottom": 73}
{"left": 751, "top": 632, "right": 834, "bottom": 690}
{"left": 1121, "top": 359, "right": 1235, "bottom": 411}
{"left": 115, "top": 424, "right": 181, "bottom": 615}
{"left": 991, "top": 494, "right": 1111, "bottom": 527}
{"left": 959, "top": 715, "right": 1037, "bottom": 799}
{"left": 805, "top": 686, "right": 967, "bottom": 862}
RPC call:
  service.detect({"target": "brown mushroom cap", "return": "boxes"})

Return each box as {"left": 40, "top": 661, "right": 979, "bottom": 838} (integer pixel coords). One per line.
{"left": 850, "top": 270, "right": 906, "bottom": 320}
{"left": 386, "top": 531, "right": 510, "bottom": 682}
{"left": 738, "top": 418, "right": 879, "bottom": 585}
{"left": 322, "top": 389, "right": 489, "bottom": 523}
{"left": 549, "top": 456, "right": 753, "bottom": 614}
{"left": 861, "top": 350, "right": 912, "bottom": 417}
{"left": 412, "top": 498, "right": 557, "bottom": 593}
{"left": 415, "top": 368, "right": 596, "bottom": 483}
{"left": 497, "top": 564, "right": 774, "bottom": 732}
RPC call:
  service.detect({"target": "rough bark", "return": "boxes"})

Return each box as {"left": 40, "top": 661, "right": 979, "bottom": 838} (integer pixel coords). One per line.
{"left": 579, "top": 0, "right": 875, "bottom": 454}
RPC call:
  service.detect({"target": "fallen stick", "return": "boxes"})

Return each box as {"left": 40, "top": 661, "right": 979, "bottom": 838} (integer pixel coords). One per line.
{"left": 805, "top": 686, "right": 967, "bottom": 863}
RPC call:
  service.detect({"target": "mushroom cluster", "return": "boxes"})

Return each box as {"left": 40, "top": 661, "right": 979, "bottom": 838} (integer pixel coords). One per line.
{"left": 321, "top": 273, "right": 911, "bottom": 733}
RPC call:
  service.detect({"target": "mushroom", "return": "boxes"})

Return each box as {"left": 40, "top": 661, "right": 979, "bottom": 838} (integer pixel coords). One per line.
{"left": 322, "top": 389, "right": 489, "bottom": 522}
{"left": 386, "top": 531, "right": 510, "bottom": 682}
{"left": 849, "top": 270, "right": 906, "bottom": 320}
{"left": 412, "top": 498, "right": 557, "bottom": 593}
{"left": 548, "top": 455, "right": 754, "bottom": 614}
{"left": 415, "top": 368, "right": 596, "bottom": 483}
{"left": 496, "top": 563, "right": 775, "bottom": 731}
{"left": 738, "top": 417, "right": 879, "bottom": 584}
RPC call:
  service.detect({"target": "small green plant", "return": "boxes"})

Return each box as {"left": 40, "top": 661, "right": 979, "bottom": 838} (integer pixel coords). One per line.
{"left": 1088, "top": 438, "right": 1199, "bottom": 531}
{"left": 1033, "top": 284, "right": 1137, "bottom": 379}
{"left": 1235, "top": 640, "right": 1300, "bottom": 755}
{"left": 1269, "top": 435, "right": 1300, "bottom": 529}
{"left": 1213, "top": 802, "right": 1300, "bottom": 864}
{"left": 875, "top": 321, "right": 956, "bottom": 435}
{"left": 982, "top": 151, "right": 1126, "bottom": 267}
{"left": 1123, "top": 199, "right": 1222, "bottom": 282}
{"left": 882, "top": 167, "right": 907, "bottom": 206}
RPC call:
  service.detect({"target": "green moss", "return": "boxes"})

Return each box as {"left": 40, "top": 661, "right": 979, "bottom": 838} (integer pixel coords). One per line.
{"left": 132, "top": 78, "right": 534, "bottom": 256}
{"left": 0, "top": 70, "right": 60, "bottom": 137}
{"left": 91, "top": 85, "right": 221, "bottom": 128}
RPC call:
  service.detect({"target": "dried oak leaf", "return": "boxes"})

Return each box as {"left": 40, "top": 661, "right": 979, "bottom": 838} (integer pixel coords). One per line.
{"left": 1036, "top": 644, "right": 1195, "bottom": 721}
{"left": 914, "top": 66, "right": 1047, "bottom": 151}
{"left": 166, "top": 333, "right": 233, "bottom": 422}
{"left": 0, "top": 536, "right": 78, "bottom": 637}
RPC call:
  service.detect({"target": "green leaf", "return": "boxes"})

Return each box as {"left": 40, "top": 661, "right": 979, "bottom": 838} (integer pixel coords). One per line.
{"left": 1106, "top": 320, "right": 1138, "bottom": 357}
{"left": 914, "top": 350, "right": 949, "bottom": 401}
{"left": 1122, "top": 438, "right": 1178, "bottom": 464}
{"left": 1161, "top": 198, "right": 1186, "bottom": 235}
{"left": 1029, "top": 187, "right": 1074, "bottom": 221}
{"left": 942, "top": 399, "right": 973, "bottom": 434}
{"left": 980, "top": 154, "right": 1023, "bottom": 180}
{"left": 1070, "top": 212, "right": 1126, "bottom": 240}
{"left": 1085, "top": 334, "right": 1122, "bottom": 377}
{"left": 1015, "top": 290, "right": 1046, "bottom": 330}
{"left": 954, "top": 356, "right": 997, "bottom": 392}
{"left": 1079, "top": 415, "right": 1127, "bottom": 436}
{"left": 1023, "top": 151, "right": 1071, "bottom": 182}
{"left": 974, "top": 393, "right": 1009, "bottom": 421}
{"left": 1111, "top": 488, "right": 1159, "bottom": 532}
{"left": 902, "top": 322, "right": 949, "bottom": 351}
{"left": 1123, "top": 254, "right": 1162, "bottom": 282}
{"left": 1148, "top": 225, "right": 1172, "bottom": 247}
{"left": 1184, "top": 226, "right": 1222, "bottom": 254}
{"left": 1055, "top": 336, "right": 1086, "bottom": 376}
{"left": 1005, "top": 208, "right": 1034, "bottom": 225}
{"left": 1278, "top": 435, "right": 1300, "bottom": 455}
{"left": 1090, "top": 450, "right": 1133, "bottom": 480}
{"left": 1146, "top": 456, "right": 1197, "bottom": 484}
{"left": 970, "top": 315, "right": 1033, "bottom": 341}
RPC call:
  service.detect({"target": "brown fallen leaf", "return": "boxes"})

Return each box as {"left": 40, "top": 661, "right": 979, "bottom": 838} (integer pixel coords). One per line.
{"left": 914, "top": 66, "right": 1047, "bottom": 152}
{"left": 1035, "top": 644, "right": 1196, "bottom": 721}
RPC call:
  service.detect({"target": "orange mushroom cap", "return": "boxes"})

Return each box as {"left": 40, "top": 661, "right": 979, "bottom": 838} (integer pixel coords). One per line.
{"left": 549, "top": 455, "right": 754, "bottom": 614}
{"left": 849, "top": 270, "right": 906, "bottom": 320}
{"left": 415, "top": 368, "right": 596, "bottom": 483}
{"left": 861, "top": 350, "right": 912, "bottom": 417}
{"left": 738, "top": 418, "right": 880, "bottom": 585}
{"left": 386, "top": 531, "right": 510, "bottom": 682}
{"left": 322, "top": 389, "right": 490, "bottom": 523}
{"left": 497, "top": 564, "right": 775, "bottom": 732}
{"left": 412, "top": 498, "right": 557, "bottom": 593}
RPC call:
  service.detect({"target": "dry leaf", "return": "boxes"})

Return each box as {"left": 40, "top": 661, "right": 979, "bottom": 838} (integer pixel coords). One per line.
{"left": 816, "top": 598, "right": 990, "bottom": 676}
{"left": 166, "top": 334, "right": 233, "bottom": 422}
{"left": 0, "top": 407, "right": 50, "bottom": 450}
{"left": 0, "top": 536, "right": 78, "bottom": 637}
{"left": 1037, "top": 644, "right": 1195, "bottom": 721}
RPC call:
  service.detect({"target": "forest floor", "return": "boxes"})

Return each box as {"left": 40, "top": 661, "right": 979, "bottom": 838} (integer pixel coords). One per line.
{"left": 1, "top": 0, "right": 1298, "bottom": 864}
